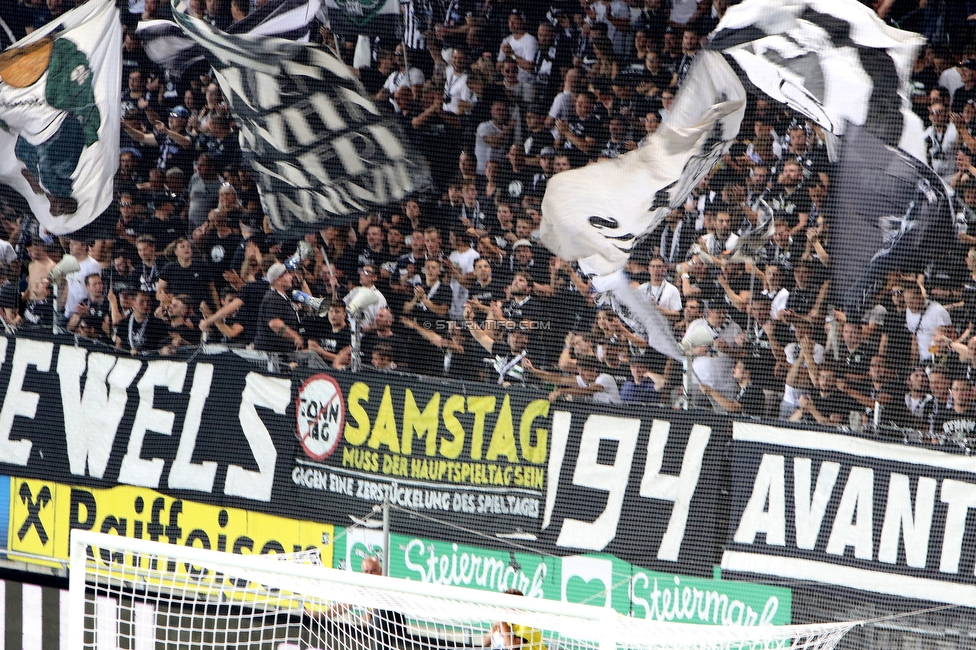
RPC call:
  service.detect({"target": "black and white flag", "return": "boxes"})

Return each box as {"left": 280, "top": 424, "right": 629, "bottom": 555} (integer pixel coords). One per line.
{"left": 171, "top": 2, "right": 430, "bottom": 239}
{"left": 540, "top": 51, "right": 746, "bottom": 277}
{"left": 708, "top": 0, "right": 952, "bottom": 316}
{"left": 140, "top": 0, "right": 322, "bottom": 76}
{"left": 709, "top": 0, "right": 926, "bottom": 157}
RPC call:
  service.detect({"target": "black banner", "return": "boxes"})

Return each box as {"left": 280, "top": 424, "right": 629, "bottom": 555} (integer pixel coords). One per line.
{"left": 13, "top": 331, "right": 976, "bottom": 608}
{"left": 722, "top": 420, "right": 976, "bottom": 607}
{"left": 0, "top": 333, "right": 728, "bottom": 576}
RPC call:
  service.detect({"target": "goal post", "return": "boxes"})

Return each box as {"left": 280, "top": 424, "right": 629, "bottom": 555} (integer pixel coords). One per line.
{"left": 68, "top": 530, "right": 859, "bottom": 650}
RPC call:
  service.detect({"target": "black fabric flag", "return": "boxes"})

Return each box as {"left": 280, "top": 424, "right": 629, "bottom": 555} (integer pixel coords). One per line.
{"left": 140, "top": 0, "right": 322, "bottom": 77}
{"left": 828, "top": 124, "right": 954, "bottom": 316}
{"left": 172, "top": 3, "right": 430, "bottom": 239}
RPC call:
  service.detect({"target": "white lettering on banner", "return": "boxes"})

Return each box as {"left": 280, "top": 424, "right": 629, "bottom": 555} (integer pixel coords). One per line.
{"left": 118, "top": 361, "right": 188, "bottom": 488}
{"left": 543, "top": 412, "right": 710, "bottom": 557}
{"left": 878, "top": 474, "right": 935, "bottom": 568}
{"left": 793, "top": 458, "right": 839, "bottom": 550}
{"left": 825, "top": 467, "right": 874, "bottom": 560}
{"left": 343, "top": 475, "right": 541, "bottom": 517}
{"left": 225, "top": 372, "right": 288, "bottom": 502}
{"left": 630, "top": 573, "right": 779, "bottom": 626}
{"left": 401, "top": 538, "right": 547, "bottom": 597}
{"left": 0, "top": 338, "right": 48, "bottom": 465}
{"left": 555, "top": 415, "right": 641, "bottom": 550}
{"left": 938, "top": 479, "right": 976, "bottom": 573}
{"left": 639, "top": 422, "right": 711, "bottom": 561}
{"left": 169, "top": 363, "right": 218, "bottom": 493}
{"left": 726, "top": 422, "right": 976, "bottom": 603}
{"left": 0, "top": 340, "right": 285, "bottom": 502}
{"left": 733, "top": 454, "right": 786, "bottom": 546}
{"left": 58, "top": 349, "right": 141, "bottom": 478}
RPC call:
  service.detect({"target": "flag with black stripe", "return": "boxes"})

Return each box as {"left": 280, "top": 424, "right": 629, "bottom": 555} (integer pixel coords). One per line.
{"left": 171, "top": 1, "right": 430, "bottom": 239}
{"left": 708, "top": 0, "right": 926, "bottom": 157}
{"left": 139, "top": 0, "right": 323, "bottom": 77}
{"left": 709, "top": 0, "right": 953, "bottom": 317}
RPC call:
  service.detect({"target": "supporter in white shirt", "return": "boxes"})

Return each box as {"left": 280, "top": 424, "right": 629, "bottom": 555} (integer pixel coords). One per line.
{"left": 380, "top": 46, "right": 425, "bottom": 98}
{"left": 684, "top": 302, "right": 743, "bottom": 402}
{"left": 497, "top": 9, "right": 538, "bottom": 85}
{"left": 903, "top": 284, "right": 952, "bottom": 363}
{"left": 442, "top": 49, "right": 473, "bottom": 115}
{"left": 448, "top": 229, "right": 479, "bottom": 320}
{"left": 62, "top": 238, "right": 103, "bottom": 317}
{"left": 640, "top": 256, "right": 682, "bottom": 321}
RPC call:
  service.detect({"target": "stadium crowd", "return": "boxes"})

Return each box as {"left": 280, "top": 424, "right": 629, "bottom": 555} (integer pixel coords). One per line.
{"left": 1, "top": 0, "right": 976, "bottom": 441}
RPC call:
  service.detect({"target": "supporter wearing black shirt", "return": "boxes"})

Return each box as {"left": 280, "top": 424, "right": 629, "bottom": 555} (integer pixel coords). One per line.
{"left": 138, "top": 197, "right": 183, "bottom": 251}
{"left": 21, "top": 277, "right": 54, "bottom": 331}
{"left": 359, "top": 307, "right": 405, "bottom": 367}
{"left": 67, "top": 273, "right": 110, "bottom": 336}
{"left": 158, "top": 238, "right": 217, "bottom": 313}
{"left": 699, "top": 358, "right": 766, "bottom": 417}
{"left": 118, "top": 292, "right": 169, "bottom": 354}
{"left": 193, "top": 208, "right": 243, "bottom": 283}
{"left": 161, "top": 294, "right": 201, "bottom": 347}
{"left": 792, "top": 365, "right": 860, "bottom": 426}
{"left": 941, "top": 378, "right": 976, "bottom": 441}
{"left": 556, "top": 92, "right": 603, "bottom": 158}
{"left": 254, "top": 264, "right": 305, "bottom": 353}
{"left": 356, "top": 224, "right": 393, "bottom": 278}
{"left": 404, "top": 258, "right": 452, "bottom": 331}
{"left": 236, "top": 276, "right": 271, "bottom": 344}
{"left": 762, "top": 160, "right": 811, "bottom": 235}
{"left": 467, "top": 258, "right": 508, "bottom": 310}
{"left": 308, "top": 302, "right": 353, "bottom": 368}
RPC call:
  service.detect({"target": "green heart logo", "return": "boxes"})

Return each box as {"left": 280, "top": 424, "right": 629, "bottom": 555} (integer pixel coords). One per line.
{"left": 564, "top": 576, "right": 608, "bottom": 607}
{"left": 350, "top": 541, "right": 384, "bottom": 570}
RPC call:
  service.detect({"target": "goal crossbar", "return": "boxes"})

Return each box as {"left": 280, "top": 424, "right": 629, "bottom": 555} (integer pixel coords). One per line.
{"left": 68, "top": 530, "right": 861, "bottom": 650}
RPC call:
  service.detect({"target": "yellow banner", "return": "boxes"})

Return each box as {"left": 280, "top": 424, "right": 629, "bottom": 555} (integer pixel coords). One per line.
{"left": 8, "top": 478, "right": 334, "bottom": 572}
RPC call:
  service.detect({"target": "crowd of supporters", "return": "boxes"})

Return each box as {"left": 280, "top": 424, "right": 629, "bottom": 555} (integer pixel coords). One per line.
{"left": 2, "top": 0, "right": 976, "bottom": 442}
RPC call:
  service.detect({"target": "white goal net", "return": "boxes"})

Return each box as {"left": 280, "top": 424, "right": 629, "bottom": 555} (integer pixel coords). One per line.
{"left": 68, "top": 531, "right": 859, "bottom": 650}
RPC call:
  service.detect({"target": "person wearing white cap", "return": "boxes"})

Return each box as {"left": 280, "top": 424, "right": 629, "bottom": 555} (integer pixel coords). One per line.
{"left": 253, "top": 262, "right": 304, "bottom": 352}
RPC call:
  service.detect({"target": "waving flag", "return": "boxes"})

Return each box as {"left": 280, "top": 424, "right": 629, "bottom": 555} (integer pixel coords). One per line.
{"left": 708, "top": 0, "right": 953, "bottom": 317}
{"left": 540, "top": 51, "right": 747, "bottom": 278}
{"left": 708, "top": 0, "right": 926, "bottom": 159}
{"left": 139, "top": 0, "right": 322, "bottom": 76}
{"left": 324, "top": 0, "right": 400, "bottom": 28}
{"left": 171, "top": 1, "right": 429, "bottom": 240}
{"left": 0, "top": 0, "right": 120, "bottom": 235}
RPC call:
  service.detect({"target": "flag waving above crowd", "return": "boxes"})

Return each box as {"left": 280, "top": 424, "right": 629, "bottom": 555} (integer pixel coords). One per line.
{"left": 171, "top": 0, "right": 429, "bottom": 240}
{"left": 540, "top": 0, "right": 952, "bottom": 323}
{"left": 0, "top": 0, "right": 120, "bottom": 236}
{"left": 138, "top": 0, "right": 323, "bottom": 77}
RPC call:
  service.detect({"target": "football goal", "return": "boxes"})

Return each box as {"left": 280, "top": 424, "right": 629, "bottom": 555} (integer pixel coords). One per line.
{"left": 68, "top": 530, "right": 859, "bottom": 650}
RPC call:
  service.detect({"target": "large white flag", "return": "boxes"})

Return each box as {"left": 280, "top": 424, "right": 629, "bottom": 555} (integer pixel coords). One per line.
{"left": 0, "top": 0, "right": 120, "bottom": 235}
{"left": 540, "top": 51, "right": 746, "bottom": 278}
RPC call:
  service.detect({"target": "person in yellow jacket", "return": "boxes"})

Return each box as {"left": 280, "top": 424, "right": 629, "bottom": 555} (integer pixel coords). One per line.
{"left": 483, "top": 589, "right": 547, "bottom": 650}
